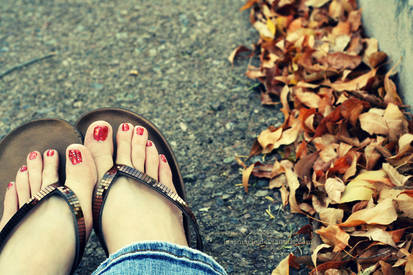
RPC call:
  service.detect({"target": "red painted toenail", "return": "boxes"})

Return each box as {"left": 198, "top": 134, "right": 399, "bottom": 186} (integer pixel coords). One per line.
{"left": 29, "top": 151, "right": 37, "bottom": 160}
{"left": 20, "top": 165, "right": 27, "bottom": 172}
{"left": 46, "top": 149, "right": 55, "bottom": 157}
{"left": 146, "top": 140, "right": 152, "bottom": 147}
{"left": 160, "top": 154, "right": 167, "bottom": 163}
{"left": 93, "top": 126, "right": 109, "bottom": 141}
{"left": 136, "top": 127, "right": 144, "bottom": 136}
{"left": 68, "top": 149, "right": 82, "bottom": 165}
{"left": 7, "top": 182, "right": 13, "bottom": 189}
{"left": 122, "top": 123, "right": 130, "bottom": 131}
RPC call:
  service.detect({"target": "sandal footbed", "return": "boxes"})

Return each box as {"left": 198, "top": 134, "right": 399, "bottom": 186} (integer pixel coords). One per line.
{"left": 0, "top": 119, "right": 82, "bottom": 216}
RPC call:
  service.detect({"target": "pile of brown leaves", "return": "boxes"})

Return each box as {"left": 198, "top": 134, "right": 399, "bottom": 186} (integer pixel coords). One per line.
{"left": 231, "top": 0, "right": 413, "bottom": 274}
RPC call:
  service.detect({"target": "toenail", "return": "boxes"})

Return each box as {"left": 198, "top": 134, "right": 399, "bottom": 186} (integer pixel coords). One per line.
{"left": 68, "top": 149, "right": 82, "bottom": 165}
{"left": 46, "top": 149, "right": 55, "bottom": 157}
{"left": 29, "top": 151, "right": 37, "bottom": 160}
{"left": 122, "top": 123, "right": 130, "bottom": 131}
{"left": 146, "top": 140, "right": 152, "bottom": 147}
{"left": 93, "top": 126, "right": 109, "bottom": 141}
{"left": 20, "top": 165, "right": 27, "bottom": 172}
{"left": 7, "top": 182, "right": 13, "bottom": 189}
{"left": 136, "top": 127, "right": 144, "bottom": 136}
{"left": 160, "top": 154, "right": 167, "bottom": 163}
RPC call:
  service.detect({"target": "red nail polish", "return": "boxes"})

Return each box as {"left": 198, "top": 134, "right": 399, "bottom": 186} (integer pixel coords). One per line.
{"left": 146, "top": 140, "right": 152, "bottom": 147}
{"left": 20, "top": 165, "right": 27, "bottom": 172}
{"left": 160, "top": 154, "right": 167, "bottom": 163}
{"left": 68, "top": 149, "right": 82, "bottom": 165}
{"left": 46, "top": 149, "right": 55, "bottom": 157}
{"left": 93, "top": 126, "right": 109, "bottom": 141}
{"left": 7, "top": 182, "right": 13, "bottom": 189}
{"left": 29, "top": 151, "right": 37, "bottom": 160}
{"left": 122, "top": 123, "right": 130, "bottom": 131}
{"left": 136, "top": 127, "right": 144, "bottom": 136}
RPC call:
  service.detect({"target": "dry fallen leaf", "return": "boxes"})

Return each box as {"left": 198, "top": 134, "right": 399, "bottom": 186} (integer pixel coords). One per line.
{"left": 242, "top": 164, "right": 254, "bottom": 193}
{"left": 325, "top": 177, "right": 345, "bottom": 203}
{"left": 238, "top": 0, "right": 413, "bottom": 272}
{"left": 351, "top": 227, "right": 396, "bottom": 247}
{"left": 339, "top": 198, "right": 397, "bottom": 227}
{"left": 316, "top": 224, "right": 350, "bottom": 252}
{"left": 312, "top": 244, "right": 331, "bottom": 268}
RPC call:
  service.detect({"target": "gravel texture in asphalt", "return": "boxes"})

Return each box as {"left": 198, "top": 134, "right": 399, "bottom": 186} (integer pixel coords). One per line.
{"left": 0, "top": 0, "right": 309, "bottom": 274}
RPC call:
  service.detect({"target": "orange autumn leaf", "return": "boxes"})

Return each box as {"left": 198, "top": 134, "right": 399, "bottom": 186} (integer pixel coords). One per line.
{"left": 240, "top": 0, "right": 258, "bottom": 11}
{"left": 271, "top": 254, "right": 298, "bottom": 275}
{"left": 284, "top": 167, "right": 303, "bottom": 214}
{"left": 316, "top": 224, "right": 350, "bottom": 252}
{"left": 242, "top": 163, "right": 254, "bottom": 193}
{"left": 228, "top": 45, "right": 252, "bottom": 65}
{"left": 328, "top": 68, "right": 377, "bottom": 92}
{"left": 339, "top": 198, "right": 397, "bottom": 227}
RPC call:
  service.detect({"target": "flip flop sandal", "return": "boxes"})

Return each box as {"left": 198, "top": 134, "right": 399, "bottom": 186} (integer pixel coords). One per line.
{"left": 0, "top": 119, "right": 87, "bottom": 274}
{"left": 75, "top": 107, "right": 203, "bottom": 254}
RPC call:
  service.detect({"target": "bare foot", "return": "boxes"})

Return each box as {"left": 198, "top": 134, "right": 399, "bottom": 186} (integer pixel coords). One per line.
{"left": 0, "top": 145, "right": 96, "bottom": 275}
{"left": 84, "top": 121, "right": 187, "bottom": 254}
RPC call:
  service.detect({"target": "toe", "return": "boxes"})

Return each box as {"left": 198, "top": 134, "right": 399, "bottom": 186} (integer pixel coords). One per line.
{"left": 27, "top": 151, "right": 42, "bottom": 194}
{"left": 131, "top": 126, "right": 148, "bottom": 172}
{"left": 116, "top": 123, "right": 133, "bottom": 166}
{"left": 15, "top": 165, "right": 30, "bottom": 207}
{"left": 84, "top": 121, "right": 114, "bottom": 179}
{"left": 158, "top": 154, "right": 176, "bottom": 192}
{"left": 65, "top": 144, "right": 97, "bottom": 235}
{"left": 0, "top": 182, "right": 18, "bottom": 230}
{"left": 42, "top": 149, "right": 59, "bottom": 188}
{"left": 145, "top": 140, "right": 159, "bottom": 180}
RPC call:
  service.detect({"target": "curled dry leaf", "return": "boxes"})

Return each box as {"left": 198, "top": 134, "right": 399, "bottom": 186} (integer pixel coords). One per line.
{"left": 328, "top": 68, "right": 377, "bottom": 92}
{"left": 339, "top": 198, "right": 397, "bottom": 227}
{"left": 351, "top": 227, "right": 396, "bottom": 247}
{"left": 285, "top": 167, "right": 303, "bottom": 214}
{"left": 242, "top": 164, "right": 254, "bottom": 193}
{"left": 384, "top": 62, "right": 403, "bottom": 105}
{"left": 228, "top": 45, "right": 252, "bottom": 65}
{"left": 316, "top": 224, "right": 350, "bottom": 252}
{"left": 312, "top": 244, "right": 331, "bottom": 268}
{"left": 325, "top": 177, "right": 345, "bottom": 203}
{"left": 319, "top": 207, "right": 344, "bottom": 224}
{"left": 382, "top": 163, "right": 410, "bottom": 187}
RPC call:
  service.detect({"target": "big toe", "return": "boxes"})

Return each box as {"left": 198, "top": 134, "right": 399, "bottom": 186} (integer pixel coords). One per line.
{"left": 65, "top": 144, "right": 97, "bottom": 236}
{"left": 84, "top": 121, "right": 114, "bottom": 179}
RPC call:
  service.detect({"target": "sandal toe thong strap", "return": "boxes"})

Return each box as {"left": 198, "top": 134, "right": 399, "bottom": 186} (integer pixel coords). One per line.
{"left": 0, "top": 183, "right": 86, "bottom": 275}
{"left": 93, "top": 164, "right": 203, "bottom": 252}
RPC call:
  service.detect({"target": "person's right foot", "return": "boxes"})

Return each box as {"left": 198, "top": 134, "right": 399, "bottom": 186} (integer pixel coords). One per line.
{"left": 84, "top": 121, "right": 188, "bottom": 254}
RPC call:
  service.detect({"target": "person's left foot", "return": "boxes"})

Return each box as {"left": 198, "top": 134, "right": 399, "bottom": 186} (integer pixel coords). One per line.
{"left": 0, "top": 145, "right": 96, "bottom": 275}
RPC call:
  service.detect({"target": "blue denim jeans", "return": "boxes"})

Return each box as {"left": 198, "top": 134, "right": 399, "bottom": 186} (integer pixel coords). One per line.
{"left": 92, "top": 241, "right": 227, "bottom": 275}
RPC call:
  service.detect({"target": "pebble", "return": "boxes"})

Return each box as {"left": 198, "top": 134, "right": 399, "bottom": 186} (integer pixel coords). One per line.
{"left": 148, "top": 48, "right": 157, "bottom": 57}
{"left": 179, "top": 122, "right": 188, "bottom": 131}
{"left": 116, "top": 32, "right": 128, "bottom": 40}
{"left": 223, "top": 157, "right": 233, "bottom": 164}
{"left": 238, "top": 226, "right": 248, "bottom": 234}
{"left": 255, "top": 190, "right": 269, "bottom": 197}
